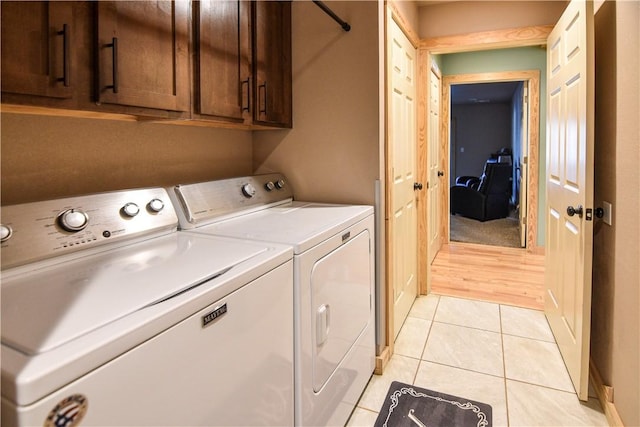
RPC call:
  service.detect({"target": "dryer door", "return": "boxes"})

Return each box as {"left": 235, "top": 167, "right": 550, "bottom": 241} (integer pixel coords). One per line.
{"left": 311, "top": 229, "right": 372, "bottom": 392}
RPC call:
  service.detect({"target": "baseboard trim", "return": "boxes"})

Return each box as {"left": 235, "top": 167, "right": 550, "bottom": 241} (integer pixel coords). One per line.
{"left": 590, "top": 358, "right": 625, "bottom": 426}
{"left": 375, "top": 346, "right": 391, "bottom": 375}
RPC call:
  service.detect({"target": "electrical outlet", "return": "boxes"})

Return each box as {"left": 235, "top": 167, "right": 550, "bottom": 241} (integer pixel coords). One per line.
{"left": 602, "top": 201, "right": 612, "bottom": 226}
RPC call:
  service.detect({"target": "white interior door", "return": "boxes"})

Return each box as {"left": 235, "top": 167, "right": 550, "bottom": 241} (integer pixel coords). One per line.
{"left": 387, "top": 10, "right": 418, "bottom": 340}
{"left": 427, "top": 65, "right": 442, "bottom": 264}
{"left": 545, "top": 0, "right": 594, "bottom": 401}
{"left": 519, "top": 83, "right": 529, "bottom": 248}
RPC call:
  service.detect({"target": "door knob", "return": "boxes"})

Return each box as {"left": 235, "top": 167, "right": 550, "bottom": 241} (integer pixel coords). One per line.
{"left": 567, "top": 205, "right": 584, "bottom": 218}
{"left": 414, "top": 182, "right": 423, "bottom": 191}
{"left": 437, "top": 171, "right": 444, "bottom": 177}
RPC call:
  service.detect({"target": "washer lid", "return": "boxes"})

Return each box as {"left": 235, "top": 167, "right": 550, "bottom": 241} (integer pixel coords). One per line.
{"left": 198, "top": 202, "right": 373, "bottom": 254}
{"left": 1, "top": 233, "right": 273, "bottom": 355}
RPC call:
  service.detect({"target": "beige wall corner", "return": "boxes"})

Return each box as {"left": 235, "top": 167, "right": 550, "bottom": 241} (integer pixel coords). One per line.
{"left": 388, "top": 0, "right": 420, "bottom": 45}
{"left": 252, "top": 1, "right": 381, "bottom": 206}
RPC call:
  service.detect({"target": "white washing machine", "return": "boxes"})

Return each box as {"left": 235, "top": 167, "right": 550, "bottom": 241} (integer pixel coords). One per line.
{"left": 169, "top": 173, "right": 376, "bottom": 427}
{"left": 0, "top": 187, "right": 294, "bottom": 426}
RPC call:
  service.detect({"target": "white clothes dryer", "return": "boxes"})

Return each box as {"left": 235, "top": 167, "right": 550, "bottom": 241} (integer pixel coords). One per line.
{"left": 169, "top": 173, "right": 376, "bottom": 427}
{"left": 1, "top": 187, "right": 294, "bottom": 426}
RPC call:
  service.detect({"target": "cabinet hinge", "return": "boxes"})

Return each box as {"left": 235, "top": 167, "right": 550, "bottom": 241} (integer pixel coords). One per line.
{"left": 523, "top": 156, "right": 528, "bottom": 165}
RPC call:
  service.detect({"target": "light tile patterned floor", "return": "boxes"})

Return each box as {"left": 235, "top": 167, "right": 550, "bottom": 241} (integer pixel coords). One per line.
{"left": 347, "top": 295, "right": 608, "bottom": 427}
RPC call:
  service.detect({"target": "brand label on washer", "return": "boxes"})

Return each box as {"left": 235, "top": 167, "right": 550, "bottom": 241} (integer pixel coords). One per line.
{"left": 44, "top": 394, "right": 88, "bottom": 427}
{"left": 202, "top": 303, "right": 228, "bottom": 328}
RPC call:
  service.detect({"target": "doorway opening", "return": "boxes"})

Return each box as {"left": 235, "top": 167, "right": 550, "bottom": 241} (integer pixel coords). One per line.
{"left": 442, "top": 70, "right": 540, "bottom": 253}
{"left": 449, "top": 81, "right": 525, "bottom": 248}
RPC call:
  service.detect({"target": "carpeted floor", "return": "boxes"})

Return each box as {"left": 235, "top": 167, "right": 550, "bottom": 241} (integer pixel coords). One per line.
{"left": 450, "top": 214, "right": 521, "bottom": 248}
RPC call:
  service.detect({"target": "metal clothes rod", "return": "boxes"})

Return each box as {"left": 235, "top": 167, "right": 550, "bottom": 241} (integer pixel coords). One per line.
{"left": 312, "top": 0, "right": 351, "bottom": 32}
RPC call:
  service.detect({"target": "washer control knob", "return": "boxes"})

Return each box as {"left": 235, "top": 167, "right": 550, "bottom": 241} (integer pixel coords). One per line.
{"left": 0, "top": 224, "right": 13, "bottom": 242}
{"left": 148, "top": 198, "right": 165, "bottom": 213}
{"left": 122, "top": 202, "right": 140, "bottom": 217}
{"left": 275, "top": 179, "right": 286, "bottom": 189}
{"left": 265, "top": 181, "right": 275, "bottom": 191}
{"left": 59, "top": 209, "right": 89, "bottom": 232}
{"left": 242, "top": 183, "right": 257, "bottom": 198}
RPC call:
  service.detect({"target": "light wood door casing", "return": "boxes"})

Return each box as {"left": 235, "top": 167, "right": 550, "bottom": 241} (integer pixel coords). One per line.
{"left": 442, "top": 70, "right": 540, "bottom": 251}
{"left": 427, "top": 65, "right": 442, "bottom": 264}
{"left": 519, "top": 83, "right": 529, "bottom": 247}
{"left": 545, "top": 0, "right": 595, "bottom": 401}
{"left": 387, "top": 13, "right": 418, "bottom": 340}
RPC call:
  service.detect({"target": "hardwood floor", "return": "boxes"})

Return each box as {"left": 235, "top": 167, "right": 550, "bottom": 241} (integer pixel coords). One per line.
{"left": 430, "top": 242, "right": 545, "bottom": 310}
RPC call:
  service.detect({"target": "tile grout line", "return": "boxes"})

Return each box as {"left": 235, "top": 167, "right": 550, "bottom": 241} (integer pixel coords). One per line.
{"left": 418, "top": 359, "right": 508, "bottom": 381}
{"left": 412, "top": 295, "right": 441, "bottom": 385}
{"left": 499, "top": 304, "right": 512, "bottom": 427}
{"left": 506, "top": 377, "right": 583, "bottom": 395}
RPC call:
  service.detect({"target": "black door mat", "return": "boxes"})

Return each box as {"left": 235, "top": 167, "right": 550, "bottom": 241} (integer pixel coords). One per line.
{"left": 374, "top": 381, "right": 492, "bottom": 427}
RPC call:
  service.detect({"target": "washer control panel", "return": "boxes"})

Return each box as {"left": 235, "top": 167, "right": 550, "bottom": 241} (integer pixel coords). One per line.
{"left": 0, "top": 188, "right": 178, "bottom": 270}
{"left": 170, "top": 173, "right": 293, "bottom": 228}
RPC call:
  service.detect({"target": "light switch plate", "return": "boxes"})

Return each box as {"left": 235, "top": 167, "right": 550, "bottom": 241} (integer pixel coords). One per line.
{"left": 603, "top": 201, "right": 612, "bottom": 226}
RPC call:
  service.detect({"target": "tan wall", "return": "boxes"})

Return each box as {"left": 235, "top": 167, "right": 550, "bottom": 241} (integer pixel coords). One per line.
{"left": 390, "top": 0, "right": 419, "bottom": 36}
{"left": 253, "top": 1, "right": 381, "bottom": 205}
{"left": 592, "top": 1, "right": 640, "bottom": 426}
{"left": 0, "top": 114, "right": 252, "bottom": 205}
{"left": 417, "top": 1, "right": 568, "bottom": 39}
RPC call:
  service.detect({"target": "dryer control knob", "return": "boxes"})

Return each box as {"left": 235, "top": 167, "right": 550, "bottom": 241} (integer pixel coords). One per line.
{"left": 59, "top": 209, "right": 89, "bottom": 232}
{"left": 265, "top": 181, "right": 275, "bottom": 191}
{"left": 148, "top": 198, "right": 165, "bottom": 213}
{"left": 242, "top": 183, "right": 257, "bottom": 198}
{"left": 275, "top": 179, "right": 286, "bottom": 189}
{"left": 0, "top": 224, "right": 13, "bottom": 242}
{"left": 122, "top": 202, "right": 140, "bottom": 217}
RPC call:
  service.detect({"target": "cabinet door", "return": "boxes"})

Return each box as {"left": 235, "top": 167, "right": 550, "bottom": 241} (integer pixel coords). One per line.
{"left": 253, "top": 1, "right": 292, "bottom": 128}
{"left": 1, "top": 1, "right": 74, "bottom": 99}
{"left": 195, "top": 1, "right": 251, "bottom": 122}
{"left": 96, "top": 1, "right": 189, "bottom": 112}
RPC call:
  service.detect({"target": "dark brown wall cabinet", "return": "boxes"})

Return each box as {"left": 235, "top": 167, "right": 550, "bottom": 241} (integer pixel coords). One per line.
{"left": 194, "top": 1, "right": 252, "bottom": 123}
{"left": 253, "top": 1, "right": 292, "bottom": 128}
{"left": 194, "top": 1, "right": 291, "bottom": 128}
{"left": 1, "top": 2, "right": 75, "bottom": 99}
{"left": 1, "top": 1, "right": 291, "bottom": 128}
{"left": 95, "top": 1, "right": 190, "bottom": 113}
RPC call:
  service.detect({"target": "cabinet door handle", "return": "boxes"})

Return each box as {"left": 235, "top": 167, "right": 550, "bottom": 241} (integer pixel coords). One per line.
{"left": 259, "top": 81, "right": 267, "bottom": 114}
{"left": 241, "top": 77, "right": 251, "bottom": 112}
{"left": 57, "top": 24, "right": 70, "bottom": 87}
{"left": 106, "top": 37, "right": 118, "bottom": 93}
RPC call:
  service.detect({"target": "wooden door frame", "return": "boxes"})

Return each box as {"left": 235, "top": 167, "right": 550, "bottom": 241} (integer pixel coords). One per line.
{"left": 415, "top": 26, "right": 551, "bottom": 296}
{"left": 442, "top": 70, "right": 541, "bottom": 253}
{"left": 379, "top": 5, "right": 552, "bottom": 372}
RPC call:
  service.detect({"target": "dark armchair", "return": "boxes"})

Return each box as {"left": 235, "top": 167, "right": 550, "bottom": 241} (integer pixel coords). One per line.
{"left": 450, "top": 161, "right": 512, "bottom": 222}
